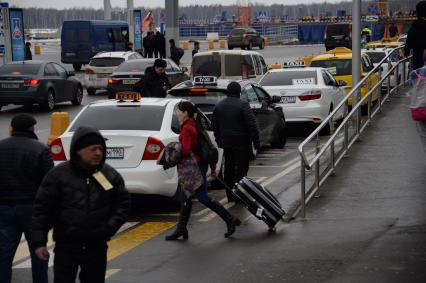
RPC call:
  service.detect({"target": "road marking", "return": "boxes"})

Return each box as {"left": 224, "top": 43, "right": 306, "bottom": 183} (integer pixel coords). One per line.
{"left": 105, "top": 269, "right": 121, "bottom": 279}
{"left": 107, "top": 221, "right": 176, "bottom": 261}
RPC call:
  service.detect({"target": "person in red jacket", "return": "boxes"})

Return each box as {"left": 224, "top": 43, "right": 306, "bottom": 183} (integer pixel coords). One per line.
{"left": 165, "top": 101, "right": 241, "bottom": 241}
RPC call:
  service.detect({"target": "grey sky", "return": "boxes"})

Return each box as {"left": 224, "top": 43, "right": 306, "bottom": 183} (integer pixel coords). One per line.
{"left": 12, "top": 0, "right": 346, "bottom": 9}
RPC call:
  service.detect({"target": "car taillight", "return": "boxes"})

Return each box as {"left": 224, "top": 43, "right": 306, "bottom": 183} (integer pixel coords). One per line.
{"left": 108, "top": 78, "right": 121, "bottom": 85}
{"left": 50, "top": 138, "right": 67, "bottom": 161}
{"left": 85, "top": 68, "right": 95, "bottom": 75}
{"left": 243, "top": 33, "right": 248, "bottom": 38}
{"left": 299, "top": 90, "right": 322, "bottom": 101}
{"left": 24, "top": 79, "right": 40, "bottom": 86}
{"left": 142, "top": 137, "right": 165, "bottom": 160}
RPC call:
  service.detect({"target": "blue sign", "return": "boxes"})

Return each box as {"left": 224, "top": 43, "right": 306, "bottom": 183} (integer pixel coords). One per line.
{"left": 367, "top": 2, "right": 379, "bottom": 15}
{"left": 133, "top": 10, "right": 142, "bottom": 50}
{"left": 0, "top": 2, "right": 9, "bottom": 8}
{"left": 9, "top": 8, "right": 25, "bottom": 61}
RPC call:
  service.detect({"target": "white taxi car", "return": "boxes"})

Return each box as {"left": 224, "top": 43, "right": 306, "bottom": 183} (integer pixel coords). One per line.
{"left": 50, "top": 94, "right": 223, "bottom": 198}
{"left": 259, "top": 65, "right": 347, "bottom": 134}
{"left": 84, "top": 51, "right": 143, "bottom": 95}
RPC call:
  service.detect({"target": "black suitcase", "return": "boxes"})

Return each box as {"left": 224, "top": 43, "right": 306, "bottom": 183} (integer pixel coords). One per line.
{"left": 231, "top": 177, "right": 285, "bottom": 231}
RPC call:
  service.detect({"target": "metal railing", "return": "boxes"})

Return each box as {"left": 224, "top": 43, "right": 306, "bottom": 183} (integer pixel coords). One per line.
{"left": 297, "top": 45, "right": 413, "bottom": 218}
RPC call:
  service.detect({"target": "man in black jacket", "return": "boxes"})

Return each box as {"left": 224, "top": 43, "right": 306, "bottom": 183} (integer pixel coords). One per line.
{"left": 31, "top": 126, "right": 130, "bottom": 283}
{"left": 405, "top": 1, "right": 426, "bottom": 70}
{"left": 0, "top": 114, "right": 53, "bottom": 283}
{"left": 212, "top": 82, "right": 260, "bottom": 202}
{"left": 133, "top": 58, "right": 171, "bottom": 97}
{"left": 169, "top": 39, "right": 181, "bottom": 65}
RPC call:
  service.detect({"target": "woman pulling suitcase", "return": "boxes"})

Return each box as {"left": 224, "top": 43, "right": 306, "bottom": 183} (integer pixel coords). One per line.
{"left": 164, "top": 101, "right": 241, "bottom": 241}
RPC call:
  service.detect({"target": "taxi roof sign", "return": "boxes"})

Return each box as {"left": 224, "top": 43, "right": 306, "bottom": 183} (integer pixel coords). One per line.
{"left": 283, "top": 61, "right": 305, "bottom": 68}
{"left": 115, "top": 92, "right": 141, "bottom": 102}
{"left": 193, "top": 76, "right": 217, "bottom": 86}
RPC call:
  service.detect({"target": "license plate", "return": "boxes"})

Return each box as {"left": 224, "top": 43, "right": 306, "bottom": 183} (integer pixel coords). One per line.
{"left": 1, "top": 83, "right": 20, "bottom": 89}
{"left": 65, "top": 52, "right": 76, "bottom": 56}
{"left": 281, "top": 96, "right": 296, "bottom": 103}
{"left": 106, "top": 148, "right": 124, "bottom": 159}
{"left": 122, "top": 79, "right": 138, "bottom": 85}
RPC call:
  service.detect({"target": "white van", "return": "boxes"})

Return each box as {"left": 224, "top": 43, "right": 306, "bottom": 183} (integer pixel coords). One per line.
{"left": 191, "top": 50, "right": 268, "bottom": 82}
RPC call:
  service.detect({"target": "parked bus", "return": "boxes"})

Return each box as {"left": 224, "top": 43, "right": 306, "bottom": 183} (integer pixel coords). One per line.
{"left": 61, "top": 20, "right": 129, "bottom": 71}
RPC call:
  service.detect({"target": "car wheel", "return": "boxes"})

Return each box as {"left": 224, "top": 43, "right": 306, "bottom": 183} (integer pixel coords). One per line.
{"left": 259, "top": 40, "right": 265, "bottom": 50}
{"left": 248, "top": 41, "right": 253, "bottom": 50}
{"left": 42, "top": 89, "right": 55, "bottom": 111}
{"left": 271, "top": 118, "right": 287, "bottom": 148}
{"left": 72, "top": 63, "right": 82, "bottom": 72}
{"left": 87, "top": 88, "right": 96, "bottom": 96}
{"left": 71, "top": 86, "right": 83, "bottom": 106}
{"left": 0, "top": 105, "right": 2, "bottom": 111}
{"left": 228, "top": 46, "right": 234, "bottom": 50}
{"left": 320, "top": 106, "right": 334, "bottom": 135}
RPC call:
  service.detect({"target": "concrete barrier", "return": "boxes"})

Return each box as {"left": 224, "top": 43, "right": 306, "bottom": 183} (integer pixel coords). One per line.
{"left": 208, "top": 40, "right": 215, "bottom": 50}
{"left": 183, "top": 41, "right": 190, "bottom": 50}
{"left": 34, "top": 44, "right": 41, "bottom": 55}
{"left": 48, "top": 112, "right": 70, "bottom": 146}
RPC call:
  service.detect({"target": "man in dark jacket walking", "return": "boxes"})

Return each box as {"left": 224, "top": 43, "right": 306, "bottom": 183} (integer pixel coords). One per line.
{"left": 212, "top": 82, "right": 260, "bottom": 202}
{"left": 169, "top": 39, "right": 181, "bottom": 65}
{"left": 25, "top": 42, "right": 32, "bottom": 60}
{"left": 31, "top": 126, "right": 130, "bottom": 283}
{"left": 133, "top": 58, "right": 171, "bottom": 97}
{"left": 0, "top": 114, "right": 53, "bottom": 283}
{"left": 143, "top": 32, "right": 155, "bottom": 58}
{"left": 405, "top": 1, "right": 426, "bottom": 70}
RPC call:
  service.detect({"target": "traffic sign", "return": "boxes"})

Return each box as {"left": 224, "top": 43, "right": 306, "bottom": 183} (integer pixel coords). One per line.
{"left": 367, "top": 2, "right": 380, "bottom": 15}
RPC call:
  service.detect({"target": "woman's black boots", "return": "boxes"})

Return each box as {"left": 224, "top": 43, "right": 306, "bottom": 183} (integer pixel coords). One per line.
{"left": 165, "top": 200, "right": 192, "bottom": 241}
{"left": 206, "top": 200, "right": 241, "bottom": 238}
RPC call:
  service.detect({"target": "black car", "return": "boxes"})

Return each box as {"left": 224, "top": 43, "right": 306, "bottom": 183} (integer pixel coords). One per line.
{"left": 107, "top": 58, "right": 190, "bottom": 98}
{"left": 324, "top": 23, "right": 352, "bottom": 51}
{"left": 227, "top": 27, "right": 265, "bottom": 50}
{"left": 0, "top": 60, "right": 83, "bottom": 111}
{"left": 168, "top": 77, "right": 287, "bottom": 149}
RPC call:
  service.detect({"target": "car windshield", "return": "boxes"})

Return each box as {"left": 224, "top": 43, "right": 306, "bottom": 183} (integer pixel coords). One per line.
{"left": 69, "top": 105, "right": 165, "bottom": 131}
{"left": 311, "top": 59, "right": 352, "bottom": 76}
{"left": 89, "top": 57, "right": 125, "bottom": 67}
{"left": 365, "top": 52, "right": 386, "bottom": 64}
{"left": 193, "top": 55, "right": 221, "bottom": 77}
{"left": 115, "top": 60, "right": 154, "bottom": 72}
{"left": 260, "top": 71, "right": 317, "bottom": 86}
{"left": 0, "top": 64, "right": 40, "bottom": 75}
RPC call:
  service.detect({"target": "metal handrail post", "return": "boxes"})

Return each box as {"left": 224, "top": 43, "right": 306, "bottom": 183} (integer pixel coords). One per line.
{"left": 300, "top": 158, "right": 306, "bottom": 218}
{"left": 330, "top": 139, "right": 336, "bottom": 175}
{"left": 387, "top": 59, "right": 392, "bottom": 101}
{"left": 314, "top": 135, "right": 320, "bottom": 197}
{"left": 367, "top": 79, "right": 372, "bottom": 123}
{"left": 395, "top": 61, "right": 399, "bottom": 95}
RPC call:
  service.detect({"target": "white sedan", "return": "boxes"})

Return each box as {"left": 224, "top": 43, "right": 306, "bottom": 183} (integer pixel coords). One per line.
{"left": 259, "top": 67, "right": 347, "bottom": 134}
{"left": 49, "top": 95, "right": 223, "bottom": 198}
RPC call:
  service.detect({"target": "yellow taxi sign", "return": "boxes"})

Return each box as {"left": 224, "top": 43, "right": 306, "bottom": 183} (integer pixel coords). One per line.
{"left": 115, "top": 91, "right": 141, "bottom": 102}
{"left": 328, "top": 47, "right": 352, "bottom": 54}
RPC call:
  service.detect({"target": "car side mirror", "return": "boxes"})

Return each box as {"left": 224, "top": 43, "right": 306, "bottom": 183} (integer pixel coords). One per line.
{"left": 67, "top": 70, "right": 75, "bottom": 77}
{"left": 181, "top": 66, "right": 188, "bottom": 73}
{"left": 271, "top": 95, "right": 281, "bottom": 103}
{"left": 338, "top": 80, "right": 347, "bottom": 87}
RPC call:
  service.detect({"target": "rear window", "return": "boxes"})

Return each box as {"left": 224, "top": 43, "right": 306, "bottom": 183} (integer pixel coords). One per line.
{"left": 168, "top": 90, "right": 227, "bottom": 111}
{"left": 0, "top": 64, "right": 40, "bottom": 75}
{"left": 69, "top": 105, "right": 165, "bottom": 131}
{"left": 365, "top": 52, "right": 386, "bottom": 64}
{"left": 326, "top": 24, "right": 350, "bottom": 37}
{"left": 260, "top": 71, "right": 318, "bottom": 86}
{"left": 193, "top": 55, "right": 221, "bottom": 77}
{"left": 89, "top": 57, "right": 125, "bottom": 67}
{"left": 311, "top": 59, "right": 352, "bottom": 76}
{"left": 115, "top": 60, "right": 154, "bottom": 72}
{"left": 230, "top": 29, "right": 245, "bottom": 35}
{"left": 225, "top": 55, "right": 242, "bottom": 76}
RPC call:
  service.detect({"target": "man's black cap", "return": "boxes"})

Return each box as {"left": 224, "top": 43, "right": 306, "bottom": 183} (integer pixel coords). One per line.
{"left": 74, "top": 133, "right": 104, "bottom": 152}
{"left": 227, "top": 81, "right": 241, "bottom": 97}
{"left": 416, "top": 1, "right": 426, "bottom": 18}
{"left": 11, "top": 113, "right": 36, "bottom": 131}
{"left": 154, "top": 58, "right": 167, "bottom": 68}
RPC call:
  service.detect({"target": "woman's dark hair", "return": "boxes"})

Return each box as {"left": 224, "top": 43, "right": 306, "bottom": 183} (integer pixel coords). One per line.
{"left": 177, "top": 101, "right": 196, "bottom": 118}
{"left": 177, "top": 101, "right": 207, "bottom": 133}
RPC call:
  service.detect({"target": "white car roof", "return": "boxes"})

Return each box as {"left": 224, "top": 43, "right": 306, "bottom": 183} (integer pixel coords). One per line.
{"left": 92, "top": 51, "right": 136, "bottom": 59}
{"left": 88, "top": 98, "right": 181, "bottom": 108}
{"left": 194, "top": 50, "right": 262, "bottom": 56}
{"left": 268, "top": 67, "right": 323, "bottom": 73}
